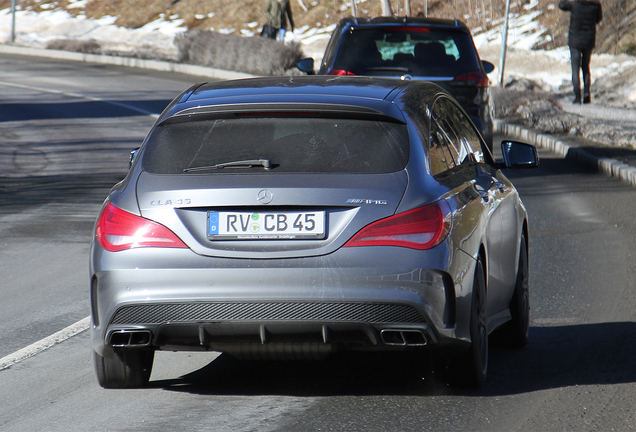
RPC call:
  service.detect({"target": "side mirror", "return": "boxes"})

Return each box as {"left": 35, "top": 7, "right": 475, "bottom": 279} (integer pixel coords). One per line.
{"left": 129, "top": 148, "right": 140, "bottom": 169}
{"left": 297, "top": 58, "right": 315, "bottom": 75}
{"left": 500, "top": 141, "right": 539, "bottom": 169}
{"left": 482, "top": 60, "right": 495, "bottom": 74}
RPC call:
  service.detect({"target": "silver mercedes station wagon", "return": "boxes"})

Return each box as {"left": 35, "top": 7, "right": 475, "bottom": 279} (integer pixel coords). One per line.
{"left": 90, "top": 76, "right": 538, "bottom": 389}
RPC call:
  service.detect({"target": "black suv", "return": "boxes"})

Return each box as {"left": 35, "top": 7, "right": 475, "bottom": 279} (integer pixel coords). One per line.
{"left": 298, "top": 17, "right": 495, "bottom": 148}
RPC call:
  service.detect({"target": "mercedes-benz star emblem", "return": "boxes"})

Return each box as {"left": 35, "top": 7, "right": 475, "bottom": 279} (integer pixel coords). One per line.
{"left": 257, "top": 189, "right": 273, "bottom": 204}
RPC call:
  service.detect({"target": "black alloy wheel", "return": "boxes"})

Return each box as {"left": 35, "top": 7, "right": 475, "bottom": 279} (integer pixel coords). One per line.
{"left": 497, "top": 234, "right": 530, "bottom": 348}
{"left": 451, "top": 257, "right": 488, "bottom": 388}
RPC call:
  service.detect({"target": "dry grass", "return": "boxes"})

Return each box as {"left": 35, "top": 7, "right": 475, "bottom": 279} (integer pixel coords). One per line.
{"left": 45, "top": 38, "right": 101, "bottom": 54}
{"left": 175, "top": 31, "right": 305, "bottom": 75}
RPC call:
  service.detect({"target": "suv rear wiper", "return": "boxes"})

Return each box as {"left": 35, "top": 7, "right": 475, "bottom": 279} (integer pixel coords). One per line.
{"left": 365, "top": 66, "right": 412, "bottom": 73}
{"left": 183, "top": 158, "right": 272, "bottom": 173}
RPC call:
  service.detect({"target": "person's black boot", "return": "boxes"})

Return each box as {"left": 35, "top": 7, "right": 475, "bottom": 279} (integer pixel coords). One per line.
{"left": 583, "top": 95, "right": 591, "bottom": 104}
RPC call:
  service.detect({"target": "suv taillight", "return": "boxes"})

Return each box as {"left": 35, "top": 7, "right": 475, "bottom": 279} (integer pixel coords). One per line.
{"left": 327, "top": 69, "right": 356, "bottom": 76}
{"left": 452, "top": 70, "right": 490, "bottom": 87}
{"left": 96, "top": 202, "right": 187, "bottom": 252}
{"left": 344, "top": 201, "right": 451, "bottom": 250}
{"left": 392, "top": 27, "right": 430, "bottom": 32}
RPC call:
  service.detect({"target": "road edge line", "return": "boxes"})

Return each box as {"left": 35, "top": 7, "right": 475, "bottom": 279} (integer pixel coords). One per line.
{"left": 0, "top": 316, "right": 90, "bottom": 371}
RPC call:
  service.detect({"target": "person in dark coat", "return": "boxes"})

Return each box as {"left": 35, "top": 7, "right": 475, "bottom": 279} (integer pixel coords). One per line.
{"left": 559, "top": 0, "right": 603, "bottom": 104}
{"left": 264, "top": 0, "right": 295, "bottom": 43}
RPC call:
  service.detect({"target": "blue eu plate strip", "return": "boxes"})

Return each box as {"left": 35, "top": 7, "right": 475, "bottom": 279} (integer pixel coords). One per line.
{"left": 208, "top": 212, "right": 219, "bottom": 235}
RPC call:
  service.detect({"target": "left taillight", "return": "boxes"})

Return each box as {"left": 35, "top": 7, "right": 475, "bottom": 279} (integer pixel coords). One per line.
{"left": 326, "top": 69, "right": 356, "bottom": 76}
{"left": 95, "top": 202, "right": 188, "bottom": 252}
{"left": 344, "top": 201, "right": 451, "bottom": 250}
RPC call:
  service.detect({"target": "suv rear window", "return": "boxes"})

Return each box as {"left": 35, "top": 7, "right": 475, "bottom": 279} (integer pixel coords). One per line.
{"left": 142, "top": 117, "right": 409, "bottom": 174}
{"left": 333, "top": 28, "right": 480, "bottom": 77}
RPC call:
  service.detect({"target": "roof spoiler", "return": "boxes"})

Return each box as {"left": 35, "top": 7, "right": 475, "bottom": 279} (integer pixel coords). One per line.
{"left": 165, "top": 103, "right": 407, "bottom": 125}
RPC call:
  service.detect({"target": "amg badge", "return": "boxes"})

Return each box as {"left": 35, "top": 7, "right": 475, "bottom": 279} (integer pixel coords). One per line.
{"left": 346, "top": 199, "right": 388, "bottom": 205}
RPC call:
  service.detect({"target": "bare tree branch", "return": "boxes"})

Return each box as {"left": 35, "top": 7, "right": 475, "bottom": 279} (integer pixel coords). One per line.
{"left": 381, "top": 0, "right": 393, "bottom": 16}
{"left": 296, "top": 0, "right": 308, "bottom": 12}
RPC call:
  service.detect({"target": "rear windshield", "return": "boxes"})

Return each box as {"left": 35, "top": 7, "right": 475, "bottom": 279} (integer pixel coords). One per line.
{"left": 333, "top": 28, "right": 480, "bottom": 77}
{"left": 142, "top": 117, "right": 409, "bottom": 174}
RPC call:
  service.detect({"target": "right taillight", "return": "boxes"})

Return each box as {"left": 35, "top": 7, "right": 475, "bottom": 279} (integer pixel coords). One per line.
{"left": 95, "top": 202, "right": 188, "bottom": 252}
{"left": 451, "top": 70, "right": 489, "bottom": 87}
{"left": 327, "top": 69, "right": 356, "bottom": 76}
{"left": 344, "top": 201, "right": 451, "bottom": 250}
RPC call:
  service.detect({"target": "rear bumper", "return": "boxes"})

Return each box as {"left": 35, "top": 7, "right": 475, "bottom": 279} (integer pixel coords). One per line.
{"left": 90, "top": 246, "right": 473, "bottom": 358}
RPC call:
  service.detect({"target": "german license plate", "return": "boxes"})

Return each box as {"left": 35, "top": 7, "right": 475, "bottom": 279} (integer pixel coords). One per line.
{"left": 208, "top": 211, "right": 325, "bottom": 240}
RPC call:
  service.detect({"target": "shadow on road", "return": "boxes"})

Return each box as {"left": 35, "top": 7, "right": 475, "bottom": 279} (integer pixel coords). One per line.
{"left": 503, "top": 151, "right": 596, "bottom": 179}
{"left": 0, "top": 173, "right": 125, "bottom": 239}
{"left": 150, "top": 321, "right": 636, "bottom": 397}
{"left": 0, "top": 99, "right": 172, "bottom": 122}
{"left": 503, "top": 144, "right": 636, "bottom": 185}
{"left": 0, "top": 174, "right": 125, "bottom": 209}
{"left": 485, "top": 321, "right": 636, "bottom": 396}
{"left": 503, "top": 154, "right": 636, "bottom": 201}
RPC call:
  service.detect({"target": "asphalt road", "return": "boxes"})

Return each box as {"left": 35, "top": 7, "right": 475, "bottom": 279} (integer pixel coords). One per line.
{"left": 1, "top": 54, "right": 635, "bottom": 431}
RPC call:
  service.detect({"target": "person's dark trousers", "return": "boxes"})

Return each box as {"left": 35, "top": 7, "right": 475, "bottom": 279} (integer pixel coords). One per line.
{"left": 570, "top": 47, "right": 593, "bottom": 103}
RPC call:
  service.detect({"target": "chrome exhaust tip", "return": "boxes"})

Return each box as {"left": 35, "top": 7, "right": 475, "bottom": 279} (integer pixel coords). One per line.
{"left": 380, "top": 329, "right": 428, "bottom": 347}
{"left": 108, "top": 330, "right": 152, "bottom": 347}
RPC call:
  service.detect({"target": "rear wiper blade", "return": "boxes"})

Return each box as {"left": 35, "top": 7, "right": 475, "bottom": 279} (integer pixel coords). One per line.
{"left": 184, "top": 158, "right": 272, "bottom": 173}
{"left": 365, "top": 66, "right": 412, "bottom": 73}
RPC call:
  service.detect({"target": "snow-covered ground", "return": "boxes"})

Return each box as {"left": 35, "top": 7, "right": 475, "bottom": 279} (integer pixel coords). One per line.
{"left": 472, "top": 0, "right": 636, "bottom": 99}
{"left": 0, "top": 2, "right": 336, "bottom": 62}
{"left": 1, "top": 0, "right": 635, "bottom": 100}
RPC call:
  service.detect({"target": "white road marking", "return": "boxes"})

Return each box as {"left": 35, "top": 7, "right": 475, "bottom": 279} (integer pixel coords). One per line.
{"left": 0, "top": 316, "right": 90, "bottom": 371}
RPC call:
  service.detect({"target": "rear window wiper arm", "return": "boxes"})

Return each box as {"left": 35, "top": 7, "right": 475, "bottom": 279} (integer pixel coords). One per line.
{"left": 365, "top": 66, "right": 412, "bottom": 73}
{"left": 184, "top": 158, "right": 272, "bottom": 173}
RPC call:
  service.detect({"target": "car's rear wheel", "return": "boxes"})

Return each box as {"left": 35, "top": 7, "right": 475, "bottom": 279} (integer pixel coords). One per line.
{"left": 497, "top": 234, "right": 530, "bottom": 348}
{"left": 451, "top": 257, "right": 488, "bottom": 388}
{"left": 93, "top": 347, "right": 154, "bottom": 389}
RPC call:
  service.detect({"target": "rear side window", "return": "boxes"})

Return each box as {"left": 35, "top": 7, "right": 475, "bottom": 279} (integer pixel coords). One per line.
{"left": 333, "top": 28, "right": 480, "bottom": 77}
{"left": 434, "top": 97, "right": 484, "bottom": 162}
{"left": 142, "top": 117, "right": 409, "bottom": 174}
{"left": 429, "top": 119, "right": 456, "bottom": 176}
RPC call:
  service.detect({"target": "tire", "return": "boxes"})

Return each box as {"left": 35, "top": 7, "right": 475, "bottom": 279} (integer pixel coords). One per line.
{"left": 451, "top": 257, "right": 488, "bottom": 388}
{"left": 93, "top": 347, "right": 154, "bottom": 389}
{"left": 498, "top": 235, "right": 530, "bottom": 348}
